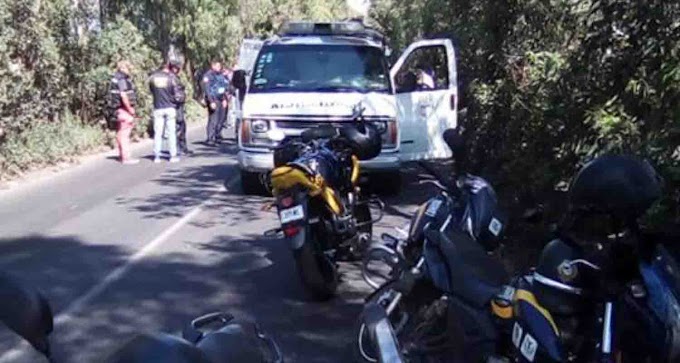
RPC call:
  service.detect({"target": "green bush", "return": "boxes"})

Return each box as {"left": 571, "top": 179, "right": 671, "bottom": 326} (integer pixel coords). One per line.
{"left": 371, "top": 0, "right": 680, "bottom": 228}
{"left": 0, "top": 113, "right": 105, "bottom": 178}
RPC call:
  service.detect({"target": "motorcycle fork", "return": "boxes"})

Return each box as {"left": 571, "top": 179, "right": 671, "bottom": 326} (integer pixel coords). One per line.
{"left": 386, "top": 257, "right": 427, "bottom": 316}
{"left": 600, "top": 301, "right": 615, "bottom": 363}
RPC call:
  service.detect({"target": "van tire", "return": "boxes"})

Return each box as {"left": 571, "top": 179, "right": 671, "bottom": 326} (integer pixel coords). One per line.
{"left": 371, "top": 172, "right": 402, "bottom": 196}
{"left": 240, "top": 170, "right": 267, "bottom": 195}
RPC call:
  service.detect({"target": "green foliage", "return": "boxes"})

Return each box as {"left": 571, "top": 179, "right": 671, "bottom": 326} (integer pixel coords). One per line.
{"left": 0, "top": 112, "right": 105, "bottom": 177}
{"left": 0, "top": 0, "right": 348, "bottom": 179}
{"left": 372, "top": 0, "right": 680, "bottom": 226}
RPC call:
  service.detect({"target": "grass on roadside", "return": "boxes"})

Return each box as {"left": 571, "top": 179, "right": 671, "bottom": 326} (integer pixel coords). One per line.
{"left": 0, "top": 101, "right": 206, "bottom": 181}
{"left": 0, "top": 113, "right": 106, "bottom": 180}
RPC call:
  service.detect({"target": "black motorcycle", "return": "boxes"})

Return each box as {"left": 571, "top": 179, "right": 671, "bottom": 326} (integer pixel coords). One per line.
{"left": 266, "top": 108, "right": 384, "bottom": 300}
{"left": 355, "top": 129, "right": 509, "bottom": 362}
{"left": 0, "top": 272, "right": 282, "bottom": 363}
{"left": 356, "top": 135, "right": 680, "bottom": 363}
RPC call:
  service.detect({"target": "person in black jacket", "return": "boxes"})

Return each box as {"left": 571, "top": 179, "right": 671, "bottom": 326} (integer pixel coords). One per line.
{"left": 110, "top": 60, "right": 140, "bottom": 165}
{"left": 149, "top": 58, "right": 184, "bottom": 163}
{"left": 171, "top": 64, "right": 192, "bottom": 155}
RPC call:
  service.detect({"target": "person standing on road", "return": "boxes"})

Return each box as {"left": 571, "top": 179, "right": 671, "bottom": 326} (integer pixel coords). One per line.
{"left": 110, "top": 60, "right": 140, "bottom": 165}
{"left": 149, "top": 57, "right": 184, "bottom": 163}
{"left": 171, "top": 63, "right": 192, "bottom": 156}
{"left": 202, "top": 60, "right": 229, "bottom": 145}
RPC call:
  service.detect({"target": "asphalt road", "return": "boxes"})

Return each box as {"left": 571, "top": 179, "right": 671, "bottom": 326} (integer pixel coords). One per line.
{"left": 0, "top": 126, "right": 438, "bottom": 362}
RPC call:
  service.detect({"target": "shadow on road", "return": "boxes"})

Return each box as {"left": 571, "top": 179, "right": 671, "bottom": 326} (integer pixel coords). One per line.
{"left": 0, "top": 233, "right": 364, "bottom": 362}
{"left": 113, "top": 139, "right": 242, "bottom": 221}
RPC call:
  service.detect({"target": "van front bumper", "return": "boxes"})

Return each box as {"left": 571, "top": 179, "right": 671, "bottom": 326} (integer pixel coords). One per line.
{"left": 237, "top": 150, "right": 400, "bottom": 173}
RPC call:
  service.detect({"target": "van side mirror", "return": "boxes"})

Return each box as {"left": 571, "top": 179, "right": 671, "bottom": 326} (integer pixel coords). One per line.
{"left": 0, "top": 272, "right": 53, "bottom": 358}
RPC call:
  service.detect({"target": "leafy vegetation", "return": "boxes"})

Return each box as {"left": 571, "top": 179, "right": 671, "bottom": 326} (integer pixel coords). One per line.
{"left": 0, "top": 0, "right": 348, "bottom": 179}
{"left": 0, "top": 0, "right": 677, "bottom": 232}
{"left": 370, "top": 0, "right": 679, "bottom": 227}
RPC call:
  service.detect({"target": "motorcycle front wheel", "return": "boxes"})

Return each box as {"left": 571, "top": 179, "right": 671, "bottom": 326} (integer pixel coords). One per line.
{"left": 354, "top": 281, "right": 421, "bottom": 363}
{"left": 353, "top": 280, "right": 458, "bottom": 363}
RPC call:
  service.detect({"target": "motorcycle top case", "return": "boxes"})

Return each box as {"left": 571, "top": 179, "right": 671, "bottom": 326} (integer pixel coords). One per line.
{"left": 510, "top": 287, "right": 565, "bottom": 363}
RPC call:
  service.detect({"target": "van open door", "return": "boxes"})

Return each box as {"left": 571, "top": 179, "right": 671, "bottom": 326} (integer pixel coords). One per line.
{"left": 391, "top": 39, "right": 458, "bottom": 161}
{"left": 231, "top": 39, "right": 263, "bottom": 129}
{"left": 236, "top": 39, "right": 264, "bottom": 78}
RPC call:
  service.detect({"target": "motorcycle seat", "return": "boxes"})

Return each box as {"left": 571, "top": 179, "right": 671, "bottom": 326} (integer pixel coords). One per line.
{"left": 425, "top": 227, "right": 508, "bottom": 308}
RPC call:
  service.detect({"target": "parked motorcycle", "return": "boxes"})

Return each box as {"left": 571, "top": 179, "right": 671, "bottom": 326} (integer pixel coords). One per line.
{"left": 356, "top": 137, "right": 680, "bottom": 363}
{"left": 0, "top": 272, "right": 282, "bottom": 363}
{"left": 266, "top": 107, "right": 384, "bottom": 300}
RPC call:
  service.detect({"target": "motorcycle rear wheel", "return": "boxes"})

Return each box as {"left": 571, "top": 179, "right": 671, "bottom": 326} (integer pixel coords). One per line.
{"left": 293, "top": 229, "right": 338, "bottom": 301}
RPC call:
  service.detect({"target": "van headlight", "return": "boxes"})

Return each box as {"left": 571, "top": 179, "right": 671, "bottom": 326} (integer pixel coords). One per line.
{"left": 251, "top": 120, "right": 270, "bottom": 133}
{"left": 240, "top": 119, "right": 277, "bottom": 148}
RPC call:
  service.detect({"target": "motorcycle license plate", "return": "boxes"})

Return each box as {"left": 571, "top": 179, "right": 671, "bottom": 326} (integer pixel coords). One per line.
{"left": 279, "top": 205, "right": 304, "bottom": 224}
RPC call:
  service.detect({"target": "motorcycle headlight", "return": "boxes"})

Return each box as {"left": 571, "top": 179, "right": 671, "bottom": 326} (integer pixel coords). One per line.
{"left": 252, "top": 120, "right": 270, "bottom": 133}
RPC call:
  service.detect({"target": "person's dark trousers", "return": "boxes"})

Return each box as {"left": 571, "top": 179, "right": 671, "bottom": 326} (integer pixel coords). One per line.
{"left": 176, "top": 106, "right": 189, "bottom": 154}
{"left": 206, "top": 101, "right": 225, "bottom": 144}
{"left": 216, "top": 103, "right": 228, "bottom": 141}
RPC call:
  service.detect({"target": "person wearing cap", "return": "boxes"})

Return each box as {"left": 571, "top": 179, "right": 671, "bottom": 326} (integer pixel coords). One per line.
{"left": 148, "top": 58, "right": 184, "bottom": 163}
{"left": 201, "top": 60, "right": 229, "bottom": 145}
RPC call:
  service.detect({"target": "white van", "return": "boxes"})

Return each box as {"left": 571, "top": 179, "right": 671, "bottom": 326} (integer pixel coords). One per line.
{"left": 236, "top": 22, "right": 458, "bottom": 194}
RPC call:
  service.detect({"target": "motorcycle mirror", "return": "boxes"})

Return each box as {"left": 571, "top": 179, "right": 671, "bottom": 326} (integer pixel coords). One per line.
{"left": 0, "top": 272, "right": 54, "bottom": 358}
{"left": 442, "top": 129, "right": 466, "bottom": 168}
{"left": 268, "top": 129, "right": 286, "bottom": 142}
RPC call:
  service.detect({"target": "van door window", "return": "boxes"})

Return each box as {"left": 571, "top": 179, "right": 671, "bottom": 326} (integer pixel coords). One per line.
{"left": 394, "top": 46, "right": 449, "bottom": 93}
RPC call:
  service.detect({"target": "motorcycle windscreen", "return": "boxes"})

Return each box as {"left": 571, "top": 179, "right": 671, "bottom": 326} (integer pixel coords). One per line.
{"left": 409, "top": 194, "right": 453, "bottom": 244}
{"left": 460, "top": 176, "right": 506, "bottom": 251}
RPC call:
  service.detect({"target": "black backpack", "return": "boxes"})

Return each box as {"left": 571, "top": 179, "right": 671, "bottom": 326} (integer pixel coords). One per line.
{"left": 104, "top": 73, "right": 137, "bottom": 130}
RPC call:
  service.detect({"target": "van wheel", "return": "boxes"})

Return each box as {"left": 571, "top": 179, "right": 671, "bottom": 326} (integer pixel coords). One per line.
{"left": 371, "top": 172, "right": 402, "bottom": 197}
{"left": 240, "top": 170, "right": 267, "bottom": 195}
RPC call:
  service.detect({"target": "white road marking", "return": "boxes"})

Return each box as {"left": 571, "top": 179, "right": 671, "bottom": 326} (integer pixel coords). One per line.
{"left": 0, "top": 174, "right": 238, "bottom": 363}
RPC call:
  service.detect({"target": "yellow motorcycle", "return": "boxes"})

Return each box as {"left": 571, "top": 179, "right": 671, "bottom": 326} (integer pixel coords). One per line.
{"left": 268, "top": 112, "right": 384, "bottom": 300}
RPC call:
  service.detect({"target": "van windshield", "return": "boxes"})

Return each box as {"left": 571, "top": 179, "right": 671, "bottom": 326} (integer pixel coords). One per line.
{"left": 249, "top": 44, "right": 391, "bottom": 94}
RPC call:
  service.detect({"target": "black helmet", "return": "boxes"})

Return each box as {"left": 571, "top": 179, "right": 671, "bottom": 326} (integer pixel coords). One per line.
{"left": 568, "top": 154, "right": 662, "bottom": 223}
{"left": 340, "top": 123, "right": 382, "bottom": 160}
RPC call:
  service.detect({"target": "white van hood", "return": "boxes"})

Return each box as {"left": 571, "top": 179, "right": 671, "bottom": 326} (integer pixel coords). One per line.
{"left": 242, "top": 92, "right": 396, "bottom": 119}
